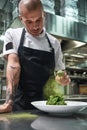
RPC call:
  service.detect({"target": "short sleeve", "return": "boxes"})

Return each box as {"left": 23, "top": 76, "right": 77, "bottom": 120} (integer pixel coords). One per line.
{"left": 3, "top": 28, "right": 18, "bottom": 58}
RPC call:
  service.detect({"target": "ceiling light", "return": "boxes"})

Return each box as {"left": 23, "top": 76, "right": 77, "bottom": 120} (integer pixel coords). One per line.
{"left": 73, "top": 41, "right": 86, "bottom": 48}
{"left": 71, "top": 54, "right": 84, "bottom": 58}
{"left": 64, "top": 53, "right": 69, "bottom": 56}
{"left": 82, "top": 53, "right": 87, "bottom": 56}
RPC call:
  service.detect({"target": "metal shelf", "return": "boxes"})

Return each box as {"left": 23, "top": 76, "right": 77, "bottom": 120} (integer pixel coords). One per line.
{"left": 70, "top": 76, "right": 87, "bottom": 80}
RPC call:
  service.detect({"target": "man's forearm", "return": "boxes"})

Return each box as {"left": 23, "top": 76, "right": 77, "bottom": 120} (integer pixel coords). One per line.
{"left": 6, "top": 64, "right": 21, "bottom": 105}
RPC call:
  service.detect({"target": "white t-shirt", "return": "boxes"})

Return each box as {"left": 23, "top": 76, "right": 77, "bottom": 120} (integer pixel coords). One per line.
{"left": 3, "top": 27, "right": 65, "bottom": 70}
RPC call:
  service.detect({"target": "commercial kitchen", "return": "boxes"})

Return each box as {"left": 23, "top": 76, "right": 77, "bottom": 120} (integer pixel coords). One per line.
{"left": 0, "top": 0, "right": 87, "bottom": 130}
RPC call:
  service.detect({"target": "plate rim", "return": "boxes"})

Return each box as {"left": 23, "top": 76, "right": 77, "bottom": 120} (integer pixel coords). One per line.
{"left": 31, "top": 100, "right": 87, "bottom": 107}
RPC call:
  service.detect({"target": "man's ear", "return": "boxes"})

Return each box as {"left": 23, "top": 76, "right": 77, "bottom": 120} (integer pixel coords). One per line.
{"left": 43, "top": 11, "right": 46, "bottom": 17}
{"left": 19, "top": 15, "right": 22, "bottom": 21}
{"left": 18, "top": 15, "right": 24, "bottom": 25}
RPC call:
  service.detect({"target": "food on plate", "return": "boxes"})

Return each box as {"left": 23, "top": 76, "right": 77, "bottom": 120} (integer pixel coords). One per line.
{"left": 46, "top": 95, "right": 67, "bottom": 105}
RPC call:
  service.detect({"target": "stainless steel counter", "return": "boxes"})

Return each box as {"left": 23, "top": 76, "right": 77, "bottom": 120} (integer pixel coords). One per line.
{"left": 0, "top": 109, "right": 87, "bottom": 130}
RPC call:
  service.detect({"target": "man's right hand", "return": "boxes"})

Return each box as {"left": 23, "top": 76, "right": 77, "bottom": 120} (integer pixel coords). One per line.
{"left": 0, "top": 102, "right": 12, "bottom": 113}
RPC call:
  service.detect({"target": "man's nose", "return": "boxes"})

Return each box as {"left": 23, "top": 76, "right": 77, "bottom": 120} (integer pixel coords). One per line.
{"left": 33, "top": 22, "right": 39, "bottom": 29}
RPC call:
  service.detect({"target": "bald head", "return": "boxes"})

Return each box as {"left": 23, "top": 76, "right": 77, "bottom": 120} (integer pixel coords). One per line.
{"left": 18, "top": 0, "right": 43, "bottom": 15}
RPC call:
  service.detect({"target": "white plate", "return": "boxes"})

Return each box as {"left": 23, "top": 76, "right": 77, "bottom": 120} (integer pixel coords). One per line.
{"left": 31, "top": 101, "right": 87, "bottom": 115}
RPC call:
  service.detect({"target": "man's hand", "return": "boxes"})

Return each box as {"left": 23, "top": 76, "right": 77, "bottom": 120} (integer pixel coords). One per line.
{"left": 55, "top": 71, "right": 71, "bottom": 86}
{"left": 0, "top": 102, "right": 12, "bottom": 113}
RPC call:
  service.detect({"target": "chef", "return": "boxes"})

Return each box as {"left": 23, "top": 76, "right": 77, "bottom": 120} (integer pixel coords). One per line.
{"left": 0, "top": 0, "right": 70, "bottom": 113}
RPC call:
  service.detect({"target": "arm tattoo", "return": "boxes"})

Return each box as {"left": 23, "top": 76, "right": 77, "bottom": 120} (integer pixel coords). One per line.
{"left": 10, "top": 66, "right": 18, "bottom": 69}
{"left": 6, "top": 87, "right": 16, "bottom": 106}
{"left": 5, "top": 64, "right": 20, "bottom": 105}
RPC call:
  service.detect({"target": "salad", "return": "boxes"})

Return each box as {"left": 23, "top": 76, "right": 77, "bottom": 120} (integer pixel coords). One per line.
{"left": 46, "top": 95, "right": 67, "bottom": 105}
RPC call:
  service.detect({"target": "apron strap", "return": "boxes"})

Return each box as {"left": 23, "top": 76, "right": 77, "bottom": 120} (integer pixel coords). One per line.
{"left": 45, "top": 33, "right": 53, "bottom": 50}
{"left": 18, "top": 28, "right": 26, "bottom": 54}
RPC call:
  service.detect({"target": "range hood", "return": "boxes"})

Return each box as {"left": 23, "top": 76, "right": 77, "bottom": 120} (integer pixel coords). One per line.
{"left": 45, "top": 13, "right": 87, "bottom": 43}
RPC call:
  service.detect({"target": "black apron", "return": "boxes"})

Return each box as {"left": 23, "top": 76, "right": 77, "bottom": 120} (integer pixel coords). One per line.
{"left": 12, "top": 29, "right": 55, "bottom": 111}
